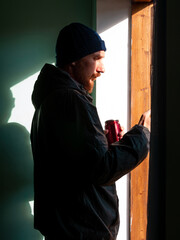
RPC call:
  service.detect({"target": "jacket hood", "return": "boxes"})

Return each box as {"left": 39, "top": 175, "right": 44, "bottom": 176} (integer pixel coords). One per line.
{"left": 32, "top": 64, "right": 90, "bottom": 109}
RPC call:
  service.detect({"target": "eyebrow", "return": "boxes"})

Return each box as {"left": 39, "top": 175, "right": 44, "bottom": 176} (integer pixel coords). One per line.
{"left": 94, "top": 52, "right": 105, "bottom": 58}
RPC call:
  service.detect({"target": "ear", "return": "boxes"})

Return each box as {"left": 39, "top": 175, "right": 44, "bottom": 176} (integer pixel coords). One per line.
{"left": 71, "top": 62, "right": 76, "bottom": 67}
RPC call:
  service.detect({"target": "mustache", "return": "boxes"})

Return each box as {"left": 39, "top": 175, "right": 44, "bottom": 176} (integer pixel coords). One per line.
{"left": 91, "top": 73, "right": 101, "bottom": 80}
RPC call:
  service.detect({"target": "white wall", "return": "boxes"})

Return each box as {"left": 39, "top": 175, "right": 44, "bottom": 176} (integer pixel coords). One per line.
{"left": 96, "top": 0, "right": 131, "bottom": 239}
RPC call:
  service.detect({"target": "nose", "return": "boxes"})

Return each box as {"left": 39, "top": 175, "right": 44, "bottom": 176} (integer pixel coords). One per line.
{"left": 96, "top": 62, "right": 105, "bottom": 74}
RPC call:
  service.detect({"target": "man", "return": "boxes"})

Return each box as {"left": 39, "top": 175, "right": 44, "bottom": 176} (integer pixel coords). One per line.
{"left": 30, "top": 23, "right": 150, "bottom": 240}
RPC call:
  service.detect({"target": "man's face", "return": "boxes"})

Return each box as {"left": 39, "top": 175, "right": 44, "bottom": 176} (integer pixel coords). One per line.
{"left": 70, "top": 51, "right": 105, "bottom": 94}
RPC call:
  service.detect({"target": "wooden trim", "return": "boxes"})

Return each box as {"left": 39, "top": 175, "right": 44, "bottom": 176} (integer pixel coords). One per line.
{"left": 130, "top": 2, "right": 153, "bottom": 240}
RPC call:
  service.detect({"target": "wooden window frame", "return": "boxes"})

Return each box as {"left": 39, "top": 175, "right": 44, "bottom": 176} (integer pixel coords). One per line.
{"left": 130, "top": 1, "right": 154, "bottom": 239}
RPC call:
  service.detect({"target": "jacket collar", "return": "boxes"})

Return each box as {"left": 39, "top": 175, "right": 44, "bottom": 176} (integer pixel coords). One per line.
{"left": 32, "top": 64, "right": 93, "bottom": 108}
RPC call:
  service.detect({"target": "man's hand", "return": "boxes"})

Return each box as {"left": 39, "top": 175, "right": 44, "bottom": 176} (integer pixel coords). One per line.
{"left": 138, "top": 109, "right": 151, "bottom": 132}
{"left": 104, "top": 126, "right": 125, "bottom": 140}
{"left": 119, "top": 126, "right": 125, "bottom": 140}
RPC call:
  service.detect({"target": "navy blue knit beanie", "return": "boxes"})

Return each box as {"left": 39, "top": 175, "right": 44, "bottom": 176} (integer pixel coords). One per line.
{"left": 55, "top": 23, "right": 106, "bottom": 67}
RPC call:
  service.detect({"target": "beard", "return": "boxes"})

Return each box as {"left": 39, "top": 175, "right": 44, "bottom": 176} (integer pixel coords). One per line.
{"left": 86, "top": 73, "right": 101, "bottom": 93}
{"left": 88, "top": 73, "right": 102, "bottom": 93}
{"left": 85, "top": 79, "right": 94, "bottom": 94}
{"left": 91, "top": 73, "right": 101, "bottom": 80}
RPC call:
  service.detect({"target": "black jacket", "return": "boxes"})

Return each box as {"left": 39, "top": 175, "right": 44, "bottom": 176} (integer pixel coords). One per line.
{"left": 30, "top": 64, "right": 150, "bottom": 239}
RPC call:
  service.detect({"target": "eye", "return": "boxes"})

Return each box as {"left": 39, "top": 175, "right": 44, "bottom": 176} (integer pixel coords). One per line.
{"left": 94, "top": 56, "right": 101, "bottom": 61}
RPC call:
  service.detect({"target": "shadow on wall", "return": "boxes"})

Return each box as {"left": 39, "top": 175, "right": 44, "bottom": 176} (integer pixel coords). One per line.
{"left": 0, "top": 0, "right": 95, "bottom": 88}
{"left": 0, "top": 87, "right": 43, "bottom": 240}
{"left": 0, "top": 1, "right": 94, "bottom": 238}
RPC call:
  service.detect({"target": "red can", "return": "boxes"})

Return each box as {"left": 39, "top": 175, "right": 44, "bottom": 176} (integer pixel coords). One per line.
{"left": 105, "top": 120, "right": 121, "bottom": 146}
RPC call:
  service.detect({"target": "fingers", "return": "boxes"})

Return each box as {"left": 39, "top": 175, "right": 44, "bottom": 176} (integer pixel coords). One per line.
{"left": 120, "top": 126, "right": 124, "bottom": 132}
{"left": 119, "top": 126, "right": 125, "bottom": 139}
{"left": 144, "top": 109, "right": 151, "bottom": 118}
{"left": 104, "top": 129, "right": 109, "bottom": 135}
{"left": 104, "top": 126, "right": 125, "bottom": 140}
{"left": 138, "top": 109, "right": 151, "bottom": 131}
{"left": 138, "top": 114, "right": 145, "bottom": 125}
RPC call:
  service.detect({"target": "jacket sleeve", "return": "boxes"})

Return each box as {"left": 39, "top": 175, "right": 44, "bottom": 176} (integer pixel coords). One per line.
{"left": 94, "top": 125, "right": 150, "bottom": 185}
{"left": 40, "top": 89, "right": 150, "bottom": 187}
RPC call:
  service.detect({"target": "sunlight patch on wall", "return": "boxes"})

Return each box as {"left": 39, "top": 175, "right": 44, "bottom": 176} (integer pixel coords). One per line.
{"left": 96, "top": 18, "right": 130, "bottom": 240}
{"left": 96, "top": 19, "right": 129, "bottom": 132}
{"left": 8, "top": 71, "right": 39, "bottom": 132}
